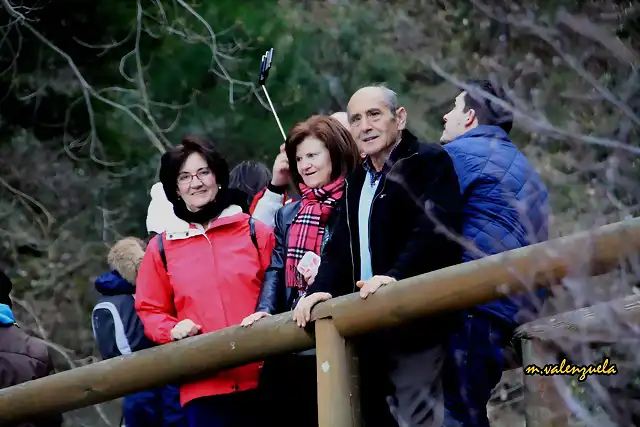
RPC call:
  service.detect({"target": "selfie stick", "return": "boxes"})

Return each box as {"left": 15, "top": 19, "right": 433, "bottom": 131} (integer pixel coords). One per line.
{"left": 258, "top": 48, "right": 286, "bottom": 140}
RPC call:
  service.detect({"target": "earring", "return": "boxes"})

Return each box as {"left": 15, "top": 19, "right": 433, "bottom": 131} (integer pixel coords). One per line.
{"left": 218, "top": 185, "right": 222, "bottom": 189}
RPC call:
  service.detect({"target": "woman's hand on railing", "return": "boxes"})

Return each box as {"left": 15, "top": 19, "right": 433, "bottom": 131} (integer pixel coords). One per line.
{"left": 170, "top": 319, "right": 201, "bottom": 340}
{"left": 292, "top": 292, "right": 332, "bottom": 328}
{"left": 241, "top": 311, "right": 272, "bottom": 327}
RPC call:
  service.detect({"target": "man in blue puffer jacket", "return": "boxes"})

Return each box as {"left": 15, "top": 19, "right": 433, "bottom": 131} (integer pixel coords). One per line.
{"left": 439, "top": 80, "right": 549, "bottom": 427}
{"left": 91, "top": 237, "right": 186, "bottom": 427}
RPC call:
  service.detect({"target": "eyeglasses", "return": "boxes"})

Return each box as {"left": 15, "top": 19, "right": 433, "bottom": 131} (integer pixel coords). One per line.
{"left": 177, "top": 168, "right": 213, "bottom": 186}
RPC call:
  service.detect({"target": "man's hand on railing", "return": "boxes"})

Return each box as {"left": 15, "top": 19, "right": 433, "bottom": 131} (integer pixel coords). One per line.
{"left": 240, "top": 311, "right": 272, "bottom": 327}
{"left": 170, "top": 319, "right": 201, "bottom": 340}
{"left": 292, "top": 292, "right": 332, "bottom": 327}
{"left": 356, "top": 275, "right": 396, "bottom": 299}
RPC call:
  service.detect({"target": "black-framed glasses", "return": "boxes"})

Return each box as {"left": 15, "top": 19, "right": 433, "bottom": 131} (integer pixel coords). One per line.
{"left": 177, "top": 168, "right": 213, "bottom": 186}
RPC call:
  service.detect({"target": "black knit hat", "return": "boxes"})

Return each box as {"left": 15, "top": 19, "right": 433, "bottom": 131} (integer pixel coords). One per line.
{"left": 0, "top": 270, "right": 12, "bottom": 307}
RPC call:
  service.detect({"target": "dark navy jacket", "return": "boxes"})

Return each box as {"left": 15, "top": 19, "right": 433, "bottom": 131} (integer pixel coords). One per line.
{"left": 92, "top": 271, "right": 185, "bottom": 427}
{"left": 307, "top": 129, "right": 463, "bottom": 350}
{"left": 92, "top": 271, "right": 154, "bottom": 357}
{"left": 444, "top": 125, "right": 550, "bottom": 324}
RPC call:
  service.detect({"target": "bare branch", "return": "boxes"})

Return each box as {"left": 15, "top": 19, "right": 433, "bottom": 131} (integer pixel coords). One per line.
{"left": 134, "top": 0, "right": 173, "bottom": 148}
{"left": 556, "top": 9, "right": 639, "bottom": 67}
{"left": 0, "top": 175, "right": 55, "bottom": 231}
{"left": 2, "top": 1, "right": 167, "bottom": 157}
{"left": 429, "top": 60, "right": 640, "bottom": 154}
{"left": 72, "top": 29, "right": 134, "bottom": 57}
{"left": 471, "top": 0, "right": 640, "bottom": 129}
{"left": 173, "top": 0, "right": 270, "bottom": 110}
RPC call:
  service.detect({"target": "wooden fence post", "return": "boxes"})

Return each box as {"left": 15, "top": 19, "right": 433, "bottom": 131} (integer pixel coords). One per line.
{"left": 517, "top": 294, "right": 640, "bottom": 427}
{"left": 521, "top": 338, "right": 571, "bottom": 427}
{"left": 315, "top": 319, "right": 360, "bottom": 427}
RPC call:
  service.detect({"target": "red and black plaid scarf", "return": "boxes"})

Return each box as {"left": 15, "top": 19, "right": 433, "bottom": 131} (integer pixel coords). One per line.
{"left": 286, "top": 177, "right": 345, "bottom": 290}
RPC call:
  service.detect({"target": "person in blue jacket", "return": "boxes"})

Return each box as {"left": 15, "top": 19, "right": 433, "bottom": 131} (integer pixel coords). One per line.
{"left": 91, "top": 237, "right": 186, "bottom": 427}
{"left": 439, "top": 79, "right": 550, "bottom": 427}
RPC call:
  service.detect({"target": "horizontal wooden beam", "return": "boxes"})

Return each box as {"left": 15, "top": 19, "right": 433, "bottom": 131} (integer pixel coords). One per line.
{"left": 0, "top": 314, "right": 316, "bottom": 424}
{"left": 313, "top": 217, "right": 640, "bottom": 338}
{"left": 1, "top": 217, "right": 640, "bottom": 424}
{"left": 516, "top": 294, "right": 640, "bottom": 341}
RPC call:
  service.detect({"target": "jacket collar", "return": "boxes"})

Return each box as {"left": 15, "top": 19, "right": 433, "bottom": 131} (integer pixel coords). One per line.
{"left": 0, "top": 303, "right": 15, "bottom": 325}
{"left": 94, "top": 270, "right": 136, "bottom": 296}
{"left": 352, "top": 128, "right": 420, "bottom": 186}
{"left": 165, "top": 205, "right": 244, "bottom": 241}
{"left": 451, "top": 125, "right": 510, "bottom": 143}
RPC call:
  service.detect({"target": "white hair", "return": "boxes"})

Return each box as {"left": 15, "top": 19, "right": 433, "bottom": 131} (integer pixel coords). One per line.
{"left": 367, "top": 83, "right": 398, "bottom": 117}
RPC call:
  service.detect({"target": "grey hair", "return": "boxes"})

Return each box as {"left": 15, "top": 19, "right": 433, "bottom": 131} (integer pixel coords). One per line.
{"left": 366, "top": 83, "right": 398, "bottom": 117}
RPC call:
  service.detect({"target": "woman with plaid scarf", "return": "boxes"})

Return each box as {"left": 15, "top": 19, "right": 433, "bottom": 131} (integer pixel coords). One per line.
{"left": 241, "top": 115, "right": 360, "bottom": 427}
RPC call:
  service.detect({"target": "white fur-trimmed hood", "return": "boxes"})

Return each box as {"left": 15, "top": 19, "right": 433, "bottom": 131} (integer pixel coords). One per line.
{"left": 164, "top": 205, "right": 243, "bottom": 240}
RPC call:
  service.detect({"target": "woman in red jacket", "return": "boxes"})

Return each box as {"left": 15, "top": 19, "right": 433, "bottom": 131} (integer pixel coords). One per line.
{"left": 135, "top": 136, "right": 275, "bottom": 427}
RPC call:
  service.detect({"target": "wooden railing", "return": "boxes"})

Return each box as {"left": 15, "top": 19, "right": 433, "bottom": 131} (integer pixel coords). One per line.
{"left": 1, "top": 217, "right": 640, "bottom": 426}
{"left": 517, "top": 294, "right": 640, "bottom": 427}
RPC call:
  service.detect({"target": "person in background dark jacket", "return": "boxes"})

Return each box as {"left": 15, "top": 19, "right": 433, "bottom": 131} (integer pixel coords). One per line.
{"left": 294, "top": 86, "right": 463, "bottom": 427}
{"left": 440, "top": 79, "right": 549, "bottom": 427}
{"left": 91, "top": 238, "right": 186, "bottom": 427}
{"left": 241, "top": 115, "right": 360, "bottom": 427}
{"left": 229, "top": 160, "right": 272, "bottom": 208}
{"left": 0, "top": 271, "right": 63, "bottom": 427}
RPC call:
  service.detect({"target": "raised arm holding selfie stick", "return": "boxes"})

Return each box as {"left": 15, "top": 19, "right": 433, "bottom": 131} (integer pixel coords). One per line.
{"left": 259, "top": 48, "right": 287, "bottom": 141}
{"left": 249, "top": 47, "right": 297, "bottom": 226}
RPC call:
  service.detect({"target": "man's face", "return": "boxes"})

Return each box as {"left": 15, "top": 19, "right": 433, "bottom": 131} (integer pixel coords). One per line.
{"left": 347, "top": 87, "right": 406, "bottom": 157}
{"left": 440, "top": 91, "right": 475, "bottom": 144}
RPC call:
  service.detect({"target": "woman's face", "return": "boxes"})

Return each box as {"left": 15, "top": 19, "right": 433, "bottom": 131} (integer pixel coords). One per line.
{"left": 176, "top": 152, "right": 218, "bottom": 211}
{"left": 296, "top": 136, "right": 333, "bottom": 188}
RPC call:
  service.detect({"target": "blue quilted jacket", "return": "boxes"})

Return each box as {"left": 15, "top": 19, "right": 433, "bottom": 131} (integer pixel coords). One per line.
{"left": 444, "top": 125, "right": 549, "bottom": 324}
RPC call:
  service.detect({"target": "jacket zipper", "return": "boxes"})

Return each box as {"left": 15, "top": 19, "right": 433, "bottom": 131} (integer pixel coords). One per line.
{"left": 203, "top": 227, "right": 239, "bottom": 390}
{"left": 198, "top": 226, "right": 232, "bottom": 331}
{"left": 366, "top": 153, "right": 418, "bottom": 280}
{"left": 345, "top": 180, "right": 357, "bottom": 291}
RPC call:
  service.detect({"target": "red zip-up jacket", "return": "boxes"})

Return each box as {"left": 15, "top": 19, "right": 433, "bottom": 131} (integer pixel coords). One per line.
{"left": 135, "top": 205, "right": 275, "bottom": 406}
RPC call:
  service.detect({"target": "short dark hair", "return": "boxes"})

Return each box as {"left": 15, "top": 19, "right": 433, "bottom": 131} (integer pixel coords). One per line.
{"left": 229, "top": 161, "right": 272, "bottom": 203}
{"left": 463, "top": 79, "right": 513, "bottom": 133}
{"left": 159, "top": 136, "right": 229, "bottom": 204}
{"left": 285, "top": 115, "right": 361, "bottom": 189}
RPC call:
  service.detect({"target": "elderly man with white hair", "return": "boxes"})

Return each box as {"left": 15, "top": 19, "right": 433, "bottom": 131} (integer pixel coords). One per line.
{"left": 293, "top": 86, "right": 463, "bottom": 427}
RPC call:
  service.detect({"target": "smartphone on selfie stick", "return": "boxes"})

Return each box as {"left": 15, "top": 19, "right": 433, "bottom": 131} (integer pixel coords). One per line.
{"left": 258, "top": 48, "right": 286, "bottom": 141}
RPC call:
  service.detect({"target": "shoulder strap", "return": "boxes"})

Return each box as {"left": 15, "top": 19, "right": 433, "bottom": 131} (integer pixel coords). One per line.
{"left": 156, "top": 233, "right": 167, "bottom": 271}
{"left": 92, "top": 301, "right": 133, "bottom": 356}
{"left": 248, "top": 216, "right": 263, "bottom": 269}
{"left": 248, "top": 216, "right": 259, "bottom": 251}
